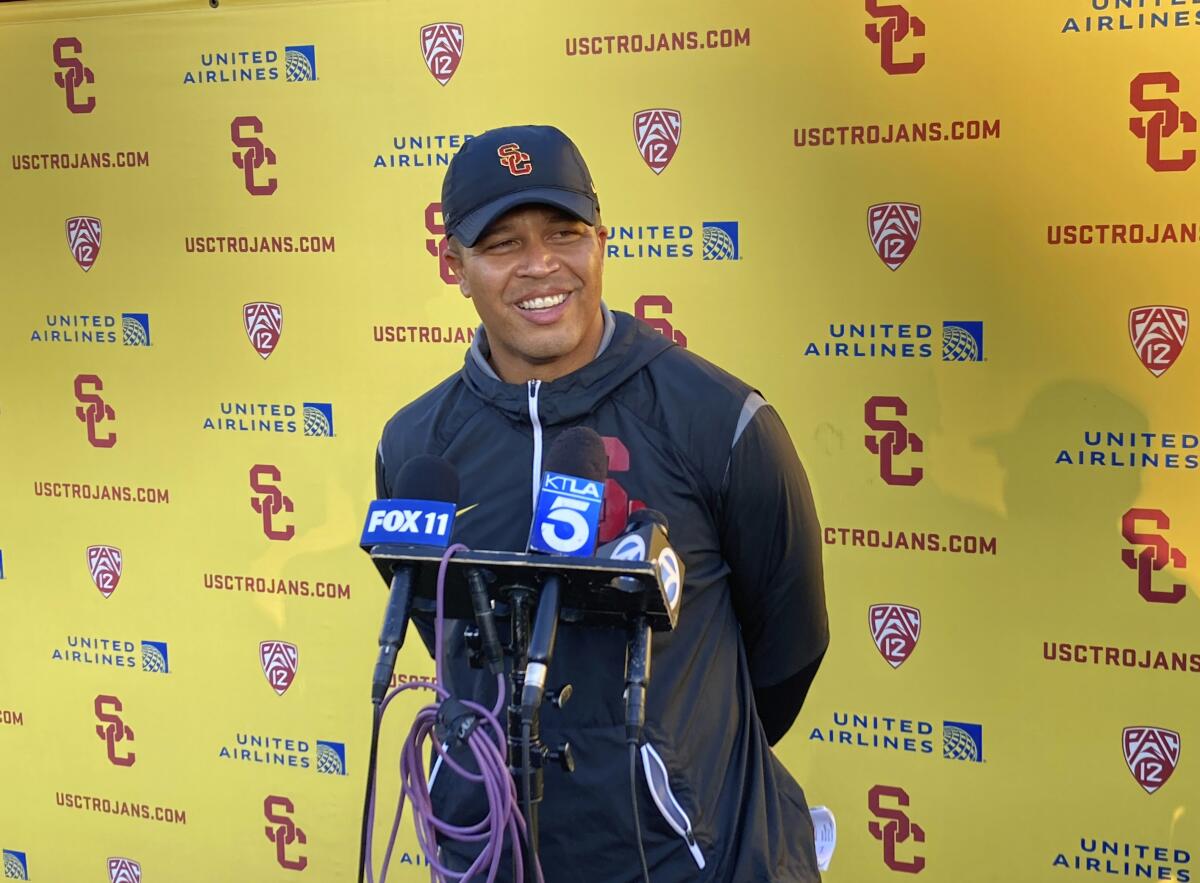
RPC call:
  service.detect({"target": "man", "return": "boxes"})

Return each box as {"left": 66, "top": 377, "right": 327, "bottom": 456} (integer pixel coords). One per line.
{"left": 376, "top": 125, "right": 828, "bottom": 881}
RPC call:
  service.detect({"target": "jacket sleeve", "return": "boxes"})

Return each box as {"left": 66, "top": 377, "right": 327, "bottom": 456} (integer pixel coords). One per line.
{"left": 718, "top": 399, "right": 828, "bottom": 694}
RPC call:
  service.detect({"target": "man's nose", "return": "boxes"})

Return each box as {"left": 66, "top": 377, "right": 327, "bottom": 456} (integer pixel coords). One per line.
{"left": 515, "top": 239, "right": 560, "bottom": 277}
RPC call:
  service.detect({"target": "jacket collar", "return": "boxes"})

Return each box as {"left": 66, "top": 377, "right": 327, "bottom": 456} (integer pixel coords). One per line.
{"left": 462, "top": 304, "right": 673, "bottom": 425}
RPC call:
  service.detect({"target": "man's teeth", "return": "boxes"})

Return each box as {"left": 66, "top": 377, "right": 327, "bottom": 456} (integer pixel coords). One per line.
{"left": 516, "top": 292, "right": 567, "bottom": 311}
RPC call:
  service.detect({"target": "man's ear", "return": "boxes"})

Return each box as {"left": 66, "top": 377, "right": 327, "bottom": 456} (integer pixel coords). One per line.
{"left": 444, "top": 242, "right": 471, "bottom": 298}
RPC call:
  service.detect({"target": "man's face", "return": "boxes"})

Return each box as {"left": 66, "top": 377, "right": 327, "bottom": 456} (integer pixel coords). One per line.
{"left": 446, "top": 204, "right": 608, "bottom": 383}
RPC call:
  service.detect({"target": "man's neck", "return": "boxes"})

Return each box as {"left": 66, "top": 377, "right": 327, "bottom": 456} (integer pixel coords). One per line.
{"left": 471, "top": 303, "right": 617, "bottom": 384}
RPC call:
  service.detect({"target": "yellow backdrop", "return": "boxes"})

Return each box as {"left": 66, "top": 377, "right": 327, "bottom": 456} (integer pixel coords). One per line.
{"left": 1, "top": 0, "right": 1196, "bottom": 880}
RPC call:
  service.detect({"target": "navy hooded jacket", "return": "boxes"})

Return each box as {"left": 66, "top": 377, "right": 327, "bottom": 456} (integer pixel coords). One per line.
{"left": 376, "top": 309, "right": 828, "bottom": 881}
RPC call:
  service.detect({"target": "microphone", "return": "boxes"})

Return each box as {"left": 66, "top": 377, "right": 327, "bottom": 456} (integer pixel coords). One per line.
{"left": 597, "top": 508, "right": 684, "bottom": 744}
{"left": 521, "top": 427, "right": 608, "bottom": 722}
{"left": 360, "top": 455, "right": 459, "bottom": 704}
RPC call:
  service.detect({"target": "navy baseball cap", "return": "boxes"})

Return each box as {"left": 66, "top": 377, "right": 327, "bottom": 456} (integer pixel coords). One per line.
{"left": 441, "top": 125, "right": 600, "bottom": 247}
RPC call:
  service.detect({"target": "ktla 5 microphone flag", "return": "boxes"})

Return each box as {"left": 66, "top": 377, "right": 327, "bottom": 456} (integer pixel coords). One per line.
{"left": 0, "top": 0, "right": 1196, "bottom": 879}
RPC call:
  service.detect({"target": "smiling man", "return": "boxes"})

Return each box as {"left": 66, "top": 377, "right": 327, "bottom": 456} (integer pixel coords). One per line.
{"left": 376, "top": 125, "right": 828, "bottom": 882}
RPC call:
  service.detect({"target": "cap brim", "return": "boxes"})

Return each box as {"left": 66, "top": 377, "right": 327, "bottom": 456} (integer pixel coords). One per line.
{"left": 451, "top": 188, "right": 597, "bottom": 247}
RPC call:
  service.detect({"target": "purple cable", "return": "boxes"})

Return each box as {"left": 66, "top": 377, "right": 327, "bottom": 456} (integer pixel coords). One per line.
{"left": 366, "top": 543, "right": 545, "bottom": 883}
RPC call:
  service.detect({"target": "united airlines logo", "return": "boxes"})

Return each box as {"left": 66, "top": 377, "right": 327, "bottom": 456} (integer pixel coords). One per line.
{"left": 107, "top": 857, "right": 142, "bottom": 883}
{"left": 1130, "top": 306, "right": 1188, "bottom": 377}
{"left": 868, "top": 785, "right": 926, "bottom": 873}
{"left": 142, "top": 640, "right": 169, "bottom": 673}
{"left": 421, "top": 23, "right": 464, "bottom": 86}
{"left": 869, "top": 604, "right": 921, "bottom": 668}
{"left": 283, "top": 45, "right": 317, "bottom": 82}
{"left": 701, "top": 221, "right": 739, "bottom": 260}
{"left": 244, "top": 302, "right": 283, "bottom": 358}
{"left": 315, "top": 740, "right": 347, "bottom": 775}
{"left": 66, "top": 216, "right": 102, "bottom": 271}
{"left": 1121, "top": 508, "right": 1187, "bottom": 604}
{"left": 869, "top": 203, "right": 921, "bottom": 270}
{"left": 53, "top": 37, "right": 96, "bottom": 113}
{"left": 74, "top": 374, "right": 117, "bottom": 448}
{"left": 264, "top": 795, "right": 308, "bottom": 871}
{"left": 88, "top": 545, "right": 123, "bottom": 599}
{"left": 942, "top": 321, "right": 983, "bottom": 362}
{"left": 95, "top": 694, "right": 135, "bottom": 767}
{"left": 634, "top": 108, "right": 682, "bottom": 175}
{"left": 942, "top": 721, "right": 983, "bottom": 762}
{"left": 865, "top": 396, "right": 924, "bottom": 486}
{"left": 1130, "top": 72, "right": 1196, "bottom": 172}
{"left": 231, "top": 116, "right": 278, "bottom": 196}
{"left": 3, "top": 850, "right": 29, "bottom": 880}
{"left": 865, "top": 1, "right": 926, "bottom": 75}
{"left": 261, "top": 640, "right": 298, "bottom": 696}
{"left": 302, "top": 402, "right": 334, "bottom": 437}
{"left": 122, "top": 313, "right": 150, "bottom": 346}
{"left": 250, "top": 465, "right": 295, "bottom": 541}
{"left": 1123, "top": 726, "right": 1180, "bottom": 793}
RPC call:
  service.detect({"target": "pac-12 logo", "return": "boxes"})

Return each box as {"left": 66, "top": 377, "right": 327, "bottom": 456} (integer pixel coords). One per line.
{"left": 231, "top": 116, "right": 278, "bottom": 196}
{"left": 865, "top": 396, "right": 924, "bottom": 486}
{"left": 107, "top": 857, "right": 142, "bottom": 883}
{"left": 1129, "top": 306, "right": 1188, "bottom": 377}
{"left": 868, "top": 784, "right": 926, "bottom": 873}
{"left": 425, "top": 202, "right": 459, "bottom": 285}
{"left": 88, "top": 545, "right": 123, "bottom": 599}
{"left": 635, "top": 295, "right": 688, "bottom": 348}
{"left": 865, "top": 1, "right": 925, "bottom": 75}
{"left": 244, "top": 302, "right": 283, "bottom": 359}
{"left": 250, "top": 464, "right": 295, "bottom": 541}
{"left": 1121, "top": 508, "right": 1187, "bottom": 604}
{"left": 1130, "top": 73, "right": 1197, "bottom": 173}
{"left": 95, "top": 694, "right": 135, "bottom": 767}
{"left": 869, "top": 604, "right": 921, "bottom": 668}
{"left": 498, "top": 142, "right": 533, "bottom": 176}
{"left": 634, "top": 109, "right": 682, "bottom": 175}
{"left": 260, "top": 640, "right": 298, "bottom": 696}
{"left": 420, "top": 22, "right": 464, "bottom": 86}
{"left": 869, "top": 203, "right": 921, "bottom": 271}
{"left": 264, "top": 795, "right": 308, "bottom": 870}
{"left": 53, "top": 37, "right": 96, "bottom": 113}
{"left": 1123, "top": 726, "right": 1180, "bottom": 794}
{"left": 66, "top": 216, "right": 102, "bottom": 272}
{"left": 75, "top": 374, "right": 117, "bottom": 448}
{"left": 531, "top": 471, "right": 604, "bottom": 556}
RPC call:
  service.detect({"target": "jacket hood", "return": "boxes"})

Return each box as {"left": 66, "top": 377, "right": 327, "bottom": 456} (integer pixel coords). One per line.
{"left": 461, "top": 308, "right": 674, "bottom": 426}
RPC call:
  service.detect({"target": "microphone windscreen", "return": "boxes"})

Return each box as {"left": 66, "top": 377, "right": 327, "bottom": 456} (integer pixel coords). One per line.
{"left": 544, "top": 427, "right": 608, "bottom": 483}
{"left": 626, "top": 507, "right": 669, "bottom": 532}
{"left": 394, "top": 455, "right": 460, "bottom": 504}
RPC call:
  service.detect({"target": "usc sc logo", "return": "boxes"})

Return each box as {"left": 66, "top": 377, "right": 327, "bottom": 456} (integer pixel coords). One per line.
{"left": 497, "top": 142, "right": 532, "bottom": 176}
{"left": 95, "top": 694, "right": 135, "bottom": 767}
{"left": 75, "top": 374, "right": 117, "bottom": 448}
{"left": 231, "top": 116, "right": 278, "bottom": 196}
{"left": 1130, "top": 72, "right": 1197, "bottom": 172}
{"left": 250, "top": 465, "right": 295, "bottom": 541}
{"left": 263, "top": 795, "right": 308, "bottom": 871}
{"left": 864, "top": 396, "right": 924, "bottom": 487}
{"left": 425, "top": 202, "right": 459, "bottom": 285}
{"left": 53, "top": 37, "right": 96, "bottom": 113}
{"left": 868, "top": 784, "right": 926, "bottom": 873}
{"left": 635, "top": 295, "right": 688, "bottom": 348}
{"left": 1121, "top": 508, "right": 1187, "bottom": 604}
{"left": 865, "top": 1, "right": 926, "bottom": 76}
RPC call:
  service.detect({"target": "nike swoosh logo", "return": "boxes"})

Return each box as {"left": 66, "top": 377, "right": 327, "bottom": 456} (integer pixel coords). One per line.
{"left": 456, "top": 503, "right": 479, "bottom": 517}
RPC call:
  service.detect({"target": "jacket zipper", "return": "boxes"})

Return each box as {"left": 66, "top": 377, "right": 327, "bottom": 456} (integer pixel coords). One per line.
{"left": 527, "top": 380, "right": 543, "bottom": 510}
{"left": 640, "top": 743, "right": 706, "bottom": 869}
